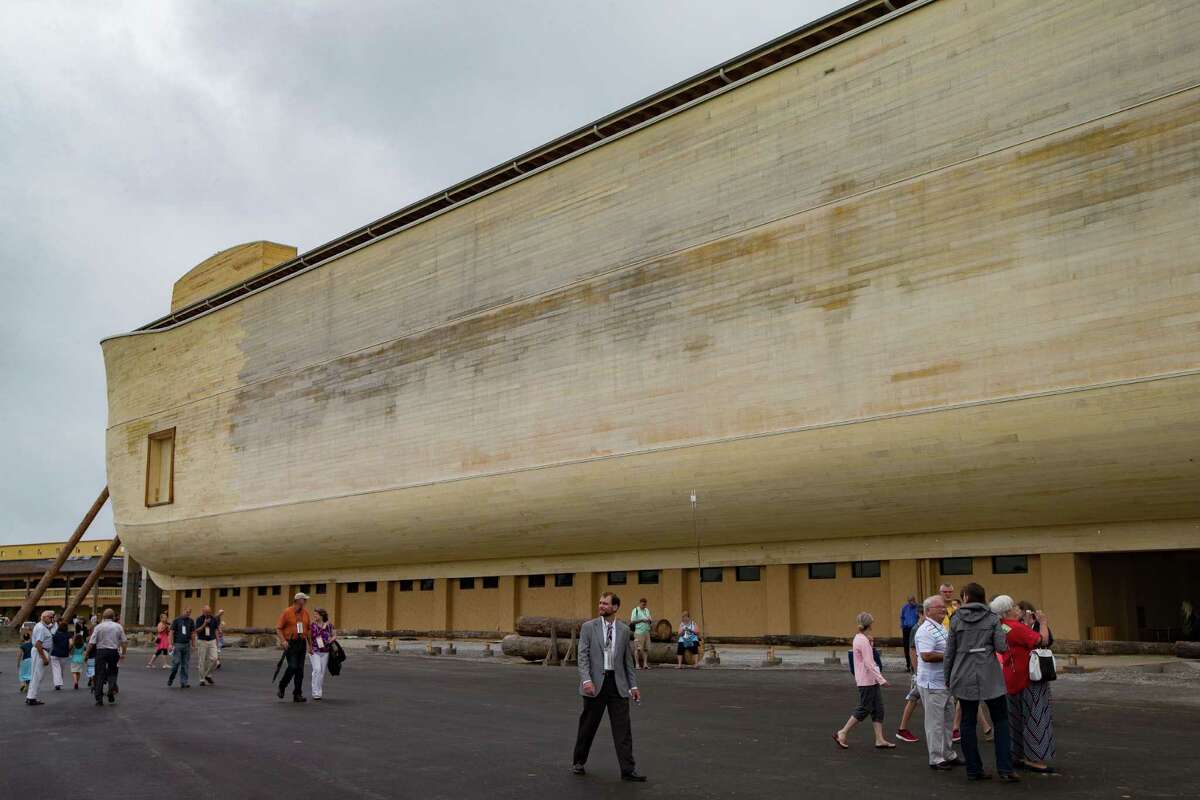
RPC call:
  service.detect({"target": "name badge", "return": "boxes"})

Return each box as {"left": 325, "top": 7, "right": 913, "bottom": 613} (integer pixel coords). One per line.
{"left": 317, "top": 637, "right": 325, "bottom": 648}
{"left": 296, "top": 622, "right": 303, "bottom": 634}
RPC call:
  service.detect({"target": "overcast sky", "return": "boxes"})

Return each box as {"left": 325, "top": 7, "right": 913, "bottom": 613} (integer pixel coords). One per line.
{"left": 0, "top": 0, "right": 844, "bottom": 546}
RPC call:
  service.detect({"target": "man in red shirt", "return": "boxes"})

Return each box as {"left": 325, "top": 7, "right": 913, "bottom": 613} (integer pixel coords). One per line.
{"left": 276, "top": 592, "right": 312, "bottom": 702}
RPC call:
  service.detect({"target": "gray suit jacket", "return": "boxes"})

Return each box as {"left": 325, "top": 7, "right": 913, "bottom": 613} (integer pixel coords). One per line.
{"left": 577, "top": 617, "right": 638, "bottom": 698}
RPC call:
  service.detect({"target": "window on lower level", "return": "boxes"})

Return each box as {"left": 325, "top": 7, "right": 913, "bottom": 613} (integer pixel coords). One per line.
{"left": 940, "top": 557, "right": 973, "bottom": 576}
{"left": 460, "top": 577, "right": 475, "bottom": 590}
{"left": 314, "top": 584, "right": 326, "bottom": 595}
{"left": 232, "top": 587, "right": 241, "bottom": 597}
{"left": 399, "top": 580, "right": 414, "bottom": 592}
{"left": 419, "top": 579, "right": 434, "bottom": 591}
{"left": 365, "top": 581, "right": 378, "bottom": 593}
{"left": 218, "top": 588, "right": 229, "bottom": 597}
{"left": 637, "top": 570, "right": 660, "bottom": 585}
{"left": 700, "top": 567, "right": 723, "bottom": 583}
{"left": 851, "top": 561, "right": 881, "bottom": 579}
{"left": 347, "top": 582, "right": 360, "bottom": 594}
{"left": 735, "top": 566, "right": 761, "bottom": 582}
{"left": 607, "top": 571, "right": 627, "bottom": 585}
{"left": 299, "top": 584, "right": 311, "bottom": 594}
{"left": 145, "top": 428, "right": 175, "bottom": 507}
{"left": 992, "top": 555, "right": 1029, "bottom": 575}
{"left": 482, "top": 576, "right": 499, "bottom": 589}
{"left": 527, "top": 574, "right": 546, "bottom": 588}
{"left": 554, "top": 573, "right": 574, "bottom": 587}
{"left": 808, "top": 563, "right": 836, "bottom": 579}
{"left": 271, "top": 585, "right": 281, "bottom": 596}
{"left": 256, "top": 586, "right": 267, "bottom": 597}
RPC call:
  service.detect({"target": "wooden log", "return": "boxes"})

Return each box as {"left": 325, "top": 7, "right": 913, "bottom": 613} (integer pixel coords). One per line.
{"left": 502, "top": 634, "right": 681, "bottom": 664}
{"left": 516, "top": 615, "right": 676, "bottom": 642}
{"left": 1079, "top": 639, "right": 1176, "bottom": 656}
{"left": 1175, "top": 641, "right": 1200, "bottom": 660}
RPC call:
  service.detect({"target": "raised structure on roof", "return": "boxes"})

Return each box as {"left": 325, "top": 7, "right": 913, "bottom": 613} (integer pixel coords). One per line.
{"left": 102, "top": 0, "right": 1200, "bottom": 640}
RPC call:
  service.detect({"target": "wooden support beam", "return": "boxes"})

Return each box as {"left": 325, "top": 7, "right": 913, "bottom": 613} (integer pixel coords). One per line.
{"left": 9, "top": 486, "right": 109, "bottom": 627}
{"left": 62, "top": 537, "right": 122, "bottom": 623}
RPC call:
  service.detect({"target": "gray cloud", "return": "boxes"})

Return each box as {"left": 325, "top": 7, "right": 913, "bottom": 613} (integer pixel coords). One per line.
{"left": 0, "top": 0, "right": 843, "bottom": 545}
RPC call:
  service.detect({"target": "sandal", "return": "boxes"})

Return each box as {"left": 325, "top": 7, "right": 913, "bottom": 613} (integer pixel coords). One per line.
{"left": 875, "top": 742, "right": 897, "bottom": 749}
{"left": 1025, "top": 765, "right": 1057, "bottom": 774}
{"left": 832, "top": 733, "right": 848, "bottom": 750}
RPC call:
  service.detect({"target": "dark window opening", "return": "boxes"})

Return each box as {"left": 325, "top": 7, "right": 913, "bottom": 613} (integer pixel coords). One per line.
{"left": 419, "top": 579, "right": 434, "bottom": 591}
{"left": 528, "top": 574, "right": 546, "bottom": 588}
{"left": 347, "top": 582, "right": 359, "bottom": 594}
{"left": 554, "top": 573, "right": 574, "bottom": 588}
{"left": 808, "top": 563, "right": 836, "bottom": 580}
{"left": 399, "top": 580, "right": 414, "bottom": 592}
{"left": 940, "top": 557, "right": 973, "bottom": 576}
{"left": 459, "top": 577, "right": 475, "bottom": 590}
{"left": 271, "top": 585, "right": 281, "bottom": 596}
{"left": 218, "top": 588, "right": 229, "bottom": 597}
{"left": 256, "top": 586, "right": 267, "bottom": 596}
{"left": 365, "top": 581, "right": 378, "bottom": 593}
{"left": 992, "top": 555, "right": 1029, "bottom": 575}
{"left": 482, "top": 576, "right": 499, "bottom": 589}
{"left": 315, "top": 584, "right": 326, "bottom": 595}
{"left": 607, "top": 571, "right": 627, "bottom": 585}
{"left": 700, "top": 567, "right": 723, "bottom": 583}
{"left": 637, "top": 570, "right": 660, "bottom": 585}
{"left": 735, "top": 566, "right": 761, "bottom": 582}
{"left": 852, "top": 561, "right": 881, "bottom": 579}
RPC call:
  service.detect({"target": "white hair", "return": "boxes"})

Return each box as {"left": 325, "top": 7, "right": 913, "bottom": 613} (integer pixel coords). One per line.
{"left": 990, "top": 594, "right": 1015, "bottom": 616}
{"left": 922, "top": 595, "right": 943, "bottom": 612}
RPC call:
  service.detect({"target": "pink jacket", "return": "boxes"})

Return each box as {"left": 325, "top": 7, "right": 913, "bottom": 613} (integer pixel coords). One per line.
{"left": 853, "top": 632, "right": 885, "bottom": 687}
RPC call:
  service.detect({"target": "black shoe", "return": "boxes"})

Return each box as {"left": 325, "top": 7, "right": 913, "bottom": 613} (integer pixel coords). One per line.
{"left": 277, "top": 686, "right": 285, "bottom": 699}
{"left": 967, "top": 773, "right": 993, "bottom": 781}
{"left": 55, "top": 686, "right": 61, "bottom": 691}
{"left": 945, "top": 757, "right": 964, "bottom": 767}
{"left": 95, "top": 699, "right": 104, "bottom": 706}
{"left": 621, "top": 772, "right": 647, "bottom": 782}
{"left": 998, "top": 773, "right": 1021, "bottom": 783}
{"left": 107, "top": 692, "right": 115, "bottom": 703}
{"left": 571, "top": 764, "right": 585, "bottom": 775}
{"left": 293, "top": 695, "right": 307, "bottom": 703}
{"left": 25, "top": 699, "right": 44, "bottom": 706}
{"left": 930, "top": 763, "right": 953, "bottom": 771}
{"left": 180, "top": 684, "right": 190, "bottom": 689}
{"left": 205, "top": 677, "right": 214, "bottom": 685}
{"left": 167, "top": 678, "right": 174, "bottom": 687}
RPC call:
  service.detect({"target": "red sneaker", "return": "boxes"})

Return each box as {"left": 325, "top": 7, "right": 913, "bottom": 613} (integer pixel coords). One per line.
{"left": 952, "top": 728, "right": 962, "bottom": 743}
{"left": 896, "top": 729, "right": 919, "bottom": 743}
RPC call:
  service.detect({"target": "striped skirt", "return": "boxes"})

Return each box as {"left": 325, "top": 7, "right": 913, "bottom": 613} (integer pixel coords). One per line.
{"left": 1007, "top": 682, "right": 1055, "bottom": 763}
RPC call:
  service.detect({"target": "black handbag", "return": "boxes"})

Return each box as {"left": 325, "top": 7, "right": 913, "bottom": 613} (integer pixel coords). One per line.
{"left": 328, "top": 640, "right": 347, "bottom": 676}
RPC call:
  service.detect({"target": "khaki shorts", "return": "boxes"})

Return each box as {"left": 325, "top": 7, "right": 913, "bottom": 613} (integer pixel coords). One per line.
{"left": 634, "top": 632, "right": 650, "bottom": 651}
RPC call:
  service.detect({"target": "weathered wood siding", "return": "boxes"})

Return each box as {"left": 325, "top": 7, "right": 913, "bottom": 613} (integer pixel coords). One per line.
{"left": 103, "top": 0, "right": 1200, "bottom": 584}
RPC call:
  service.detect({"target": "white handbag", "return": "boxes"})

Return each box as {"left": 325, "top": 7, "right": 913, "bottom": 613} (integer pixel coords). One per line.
{"left": 1028, "top": 648, "right": 1056, "bottom": 682}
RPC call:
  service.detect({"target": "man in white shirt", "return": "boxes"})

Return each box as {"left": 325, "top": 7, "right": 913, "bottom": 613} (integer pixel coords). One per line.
{"left": 26, "top": 610, "right": 55, "bottom": 705}
{"left": 88, "top": 608, "right": 129, "bottom": 706}
{"left": 915, "top": 595, "right": 960, "bottom": 770}
{"left": 572, "top": 592, "right": 645, "bottom": 781}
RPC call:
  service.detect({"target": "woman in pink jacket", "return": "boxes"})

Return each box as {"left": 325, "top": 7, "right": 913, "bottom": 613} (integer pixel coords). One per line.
{"left": 834, "top": 612, "right": 896, "bottom": 749}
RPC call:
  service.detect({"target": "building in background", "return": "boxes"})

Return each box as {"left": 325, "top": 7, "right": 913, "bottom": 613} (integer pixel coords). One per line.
{"left": 0, "top": 540, "right": 124, "bottom": 622}
{"left": 101, "top": 0, "right": 1200, "bottom": 640}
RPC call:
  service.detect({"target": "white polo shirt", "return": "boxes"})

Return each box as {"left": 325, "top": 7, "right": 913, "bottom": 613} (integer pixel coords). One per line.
{"left": 31, "top": 621, "right": 54, "bottom": 654}
{"left": 913, "top": 618, "right": 949, "bottom": 690}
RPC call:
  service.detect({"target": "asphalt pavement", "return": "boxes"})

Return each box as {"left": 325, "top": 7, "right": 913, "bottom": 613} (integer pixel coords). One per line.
{"left": 1, "top": 646, "right": 1196, "bottom": 799}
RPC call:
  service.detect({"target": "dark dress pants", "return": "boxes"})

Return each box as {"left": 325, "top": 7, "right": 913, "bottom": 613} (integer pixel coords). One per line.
{"left": 901, "top": 626, "right": 914, "bottom": 672}
{"left": 94, "top": 648, "right": 119, "bottom": 700}
{"left": 959, "top": 695, "right": 1013, "bottom": 777}
{"left": 280, "top": 638, "right": 306, "bottom": 697}
{"left": 573, "top": 671, "right": 636, "bottom": 775}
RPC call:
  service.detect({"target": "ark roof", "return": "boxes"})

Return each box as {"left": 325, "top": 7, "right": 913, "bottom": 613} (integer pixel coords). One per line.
{"left": 124, "top": 0, "right": 927, "bottom": 337}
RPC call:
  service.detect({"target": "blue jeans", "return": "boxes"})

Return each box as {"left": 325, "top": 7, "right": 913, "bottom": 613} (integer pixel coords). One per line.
{"left": 169, "top": 643, "right": 190, "bottom": 686}
{"left": 959, "top": 695, "right": 1013, "bottom": 777}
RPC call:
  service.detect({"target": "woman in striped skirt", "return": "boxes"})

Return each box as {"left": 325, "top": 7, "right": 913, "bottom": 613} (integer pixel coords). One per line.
{"left": 992, "top": 595, "right": 1056, "bottom": 774}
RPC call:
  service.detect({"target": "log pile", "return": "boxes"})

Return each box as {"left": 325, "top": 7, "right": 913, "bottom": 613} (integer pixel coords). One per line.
{"left": 515, "top": 615, "right": 675, "bottom": 642}
{"left": 501, "top": 634, "right": 681, "bottom": 664}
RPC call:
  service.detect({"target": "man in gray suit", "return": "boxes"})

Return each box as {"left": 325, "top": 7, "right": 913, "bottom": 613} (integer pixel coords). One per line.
{"left": 572, "top": 592, "right": 646, "bottom": 781}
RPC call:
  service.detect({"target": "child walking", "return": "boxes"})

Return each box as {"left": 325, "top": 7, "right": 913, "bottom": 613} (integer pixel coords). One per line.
{"left": 69, "top": 634, "right": 86, "bottom": 690}
{"left": 17, "top": 628, "right": 33, "bottom": 693}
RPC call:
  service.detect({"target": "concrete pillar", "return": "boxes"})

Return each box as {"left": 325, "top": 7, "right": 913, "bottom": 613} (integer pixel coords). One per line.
{"left": 887, "top": 559, "right": 921, "bottom": 638}
{"left": 431, "top": 579, "right": 450, "bottom": 632}
{"left": 764, "top": 564, "right": 793, "bottom": 635}
{"left": 661, "top": 568, "right": 685, "bottom": 629}
{"left": 140, "top": 569, "right": 163, "bottom": 626}
{"left": 385, "top": 580, "right": 396, "bottom": 631}
{"left": 573, "top": 572, "right": 598, "bottom": 619}
{"left": 1040, "top": 552, "right": 1095, "bottom": 640}
{"left": 498, "top": 575, "right": 519, "bottom": 632}
{"left": 121, "top": 555, "right": 142, "bottom": 626}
